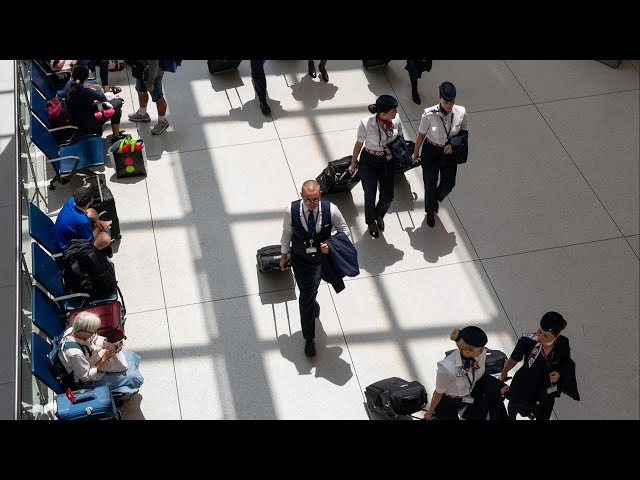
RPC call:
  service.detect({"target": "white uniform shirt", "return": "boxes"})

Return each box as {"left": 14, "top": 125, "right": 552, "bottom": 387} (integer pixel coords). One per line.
{"left": 434, "top": 348, "right": 487, "bottom": 397}
{"left": 280, "top": 200, "right": 350, "bottom": 254}
{"left": 357, "top": 114, "right": 404, "bottom": 151}
{"left": 418, "top": 104, "right": 468, "bottom": 147}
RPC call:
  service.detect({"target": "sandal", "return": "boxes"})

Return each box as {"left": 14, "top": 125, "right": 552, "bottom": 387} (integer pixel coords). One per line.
{"left": 308, "top": 60, "right": 317, "bottom": 78}
{"left": 318, "top": 64, "right": 329, "bottom": 82}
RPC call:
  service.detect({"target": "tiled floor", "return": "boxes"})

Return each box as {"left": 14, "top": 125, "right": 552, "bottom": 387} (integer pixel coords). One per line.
{"left": 21, "top": 60, "right": 640, "bottom": 419}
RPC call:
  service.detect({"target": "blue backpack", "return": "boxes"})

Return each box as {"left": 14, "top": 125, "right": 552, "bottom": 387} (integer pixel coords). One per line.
{"left": 162, "top": 59, "right": 182, "bottom": 73}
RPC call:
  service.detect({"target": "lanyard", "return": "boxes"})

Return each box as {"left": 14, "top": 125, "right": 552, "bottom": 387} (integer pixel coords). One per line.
{"left": 463, "top": 364, "right": 476, "bottom": 389}
{"left": 440, "top": 112, "right": 454, "bottom": 141}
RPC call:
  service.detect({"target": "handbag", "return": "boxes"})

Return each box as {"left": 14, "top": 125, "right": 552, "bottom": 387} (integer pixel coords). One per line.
{"left": 111, "top": 135, "right": 147, "bottom": 178}
{"left": 387, "top": 135, "right": 413, "bottom": 167}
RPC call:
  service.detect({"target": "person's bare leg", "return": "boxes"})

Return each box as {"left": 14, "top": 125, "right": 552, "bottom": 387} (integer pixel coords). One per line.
{"left": 138, "top": 91, "right": 149, "bottom": 109}
{"left": 156, "top": 97, "right": 167, "bottom": 117}
{"left": 93, "top": 231, "right": 112, "bottom": 250}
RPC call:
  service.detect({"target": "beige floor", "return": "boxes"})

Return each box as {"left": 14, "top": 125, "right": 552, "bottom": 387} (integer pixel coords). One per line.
{"left": 14, "top": 60, "right": 640, "bottom": 420}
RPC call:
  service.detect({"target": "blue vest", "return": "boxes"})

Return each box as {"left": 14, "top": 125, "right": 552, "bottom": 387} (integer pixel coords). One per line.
{"left": 290, "top": 199, "right": 332, "bottom": 264}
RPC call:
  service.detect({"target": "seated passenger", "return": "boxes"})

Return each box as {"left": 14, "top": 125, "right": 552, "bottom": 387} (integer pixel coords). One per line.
{"left": 57, "top": 311, "right": 144, "bottom": 396}
{"left": 64, "top": 63, "right": 126, "bottom": 143}
{"left": 54, "top": 187, "right": 112, "bottom": 252}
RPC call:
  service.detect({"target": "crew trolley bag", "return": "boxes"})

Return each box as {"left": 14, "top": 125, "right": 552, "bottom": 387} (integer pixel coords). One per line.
{"left": 315, "top": 155, "right": 361, "bottom": 195}
{"left": 82, "top": 175, "right": 121, "bottom": 239}
{"left": 55, "top": 385, "right": 119, "bottom": 420}
{"left": 207, "top": 60, "right": 242, "bottom": 74}
{"left": 365, "top": 377, "right": 428, "bottom": 417}
{"left": 257, "top": 245, "right": 290, "bottom": 272}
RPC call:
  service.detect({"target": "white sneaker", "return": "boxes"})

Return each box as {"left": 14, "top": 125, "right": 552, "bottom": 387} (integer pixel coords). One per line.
{"left": 128, "top": 111, "right": 151, "bottom": 122}
{"left": 151, "top": 119, "right": 169, "bottom": 135}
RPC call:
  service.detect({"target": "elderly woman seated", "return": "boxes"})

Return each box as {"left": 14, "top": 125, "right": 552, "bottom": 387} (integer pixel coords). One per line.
{"left": 57, "top": 311, "right": 143, "bottom": 396}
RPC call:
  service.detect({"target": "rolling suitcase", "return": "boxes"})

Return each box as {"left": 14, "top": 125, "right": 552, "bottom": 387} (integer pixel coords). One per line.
{"left": 365, "top": 377, "right": 428, "bottom": 417}
{"left": 82, "top": 175, "right": 121, "bottom": 239}
{"left": 362, "top": 60, "right": 391, "bottom": 69}
{"left": 444, "top": 348, "right": 507, "bottom": 376}
{"left": 208, "top": 60, "right": 242, "bottom": 74}
{"left": 316, "top": 155, "right": 361, "bottom": 195}
{"left": 257, "top": 245, "right": 290, "bottom": 272}
{"left": 55, "top": 385, "right": 119, "bottom": 420}
{"left": 68, "top": 300, "right": 126, "bottom": 343}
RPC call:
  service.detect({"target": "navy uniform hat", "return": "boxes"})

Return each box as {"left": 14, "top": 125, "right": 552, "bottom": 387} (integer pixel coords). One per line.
{"left": 73, "top": 187, "right": 93, "bottom": 207}
{"left": 540, "top": 311, "right": 567, "bottom": 333}
{"left": 439, "top": 81, "right": 457, "bottom": 101}
{"left": 458, "top": 326, "right": 488, "bottom": 347}
{"left": 375, "top": 94, "right": 399, "bottom": 111}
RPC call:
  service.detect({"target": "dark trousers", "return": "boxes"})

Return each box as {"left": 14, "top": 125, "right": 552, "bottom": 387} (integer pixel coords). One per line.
{"left": 291, "top": 256, "right": 322, "bottom": 340}
{"left": 76, "top": 97, "right": 124, "bottom": 137}
{"left": 250, "top": 60, "right": 268, "bottom": 104}
{"left": 358, "top": 150, "right": 395, "bottom": 225}
{"left": 78, "top": 60, "right": 109, "bottom": 86}
{"left": 421, "top": 141, "right": 457, "bottom": 212}
{"left": 507, "top": 397, "right": 555, "bottom": 421}
{"left": 434, "top": 396, "right": 462, "bottom": 420}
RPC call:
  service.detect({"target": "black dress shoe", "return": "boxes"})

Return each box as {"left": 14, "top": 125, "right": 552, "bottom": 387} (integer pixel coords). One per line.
{"left": 260, "top": 102, "right": 271, "bottom": 115}
{"left": 368, "top": 223, "right": 379, "bottom": 238}
{"left": 308, "top": 60, "right": 317, "bottom": 78}
{"left": 318, "top": 64, "right": 329, "bottom": 82}
{"left": 305, "top": 339, "right": 316, "bottom": 357}
{"left": 376, "top": 215, "right": 385, "bottom": 231}
{"left": 412, "top": 88, "right": 421, "bottom": 104}
{"left": 426, "top": 211, "right": 435, "bottom": 228}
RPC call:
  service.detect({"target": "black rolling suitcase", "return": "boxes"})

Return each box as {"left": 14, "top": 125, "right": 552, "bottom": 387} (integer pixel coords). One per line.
{"left": 257, "top": 245, "right": 290, "bottom": 272}
{"left": 365, "top": 377, "right": 428, "bottom": 417}
{"left": 444, "top": 348, "right": 507, "bottom": 376}
{"left": 208, "top": 60, "right": 242, "bottom": 74}
{"left": 316, "top": 156, "right": 361, "bottom": 195}
{"left": 362, "top": 60, "right": 391, "bottom": 69}
{"left": 82, "top": 175, "right": 121, "bottom": 239}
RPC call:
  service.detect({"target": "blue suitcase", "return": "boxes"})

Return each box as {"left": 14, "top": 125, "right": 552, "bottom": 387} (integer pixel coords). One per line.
{"left": 56, "top": 385, "right": 120, "bottom": 420}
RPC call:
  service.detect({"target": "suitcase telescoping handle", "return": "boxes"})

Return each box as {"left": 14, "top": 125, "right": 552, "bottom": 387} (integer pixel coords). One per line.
{"left": 83, "top": 174, "right": 104, "bottom": 203}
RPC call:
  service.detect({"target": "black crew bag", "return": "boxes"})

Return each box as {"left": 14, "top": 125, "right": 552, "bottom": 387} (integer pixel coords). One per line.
{"left": 365, "top": 377, "right": 428, "bottom": 417}
{"left": 316, "top": 155, "right": 361, "bottom": 194}
{"left": 82, "top": 175, "right": 121, "bottom": 239}
{"left": 208, "top": 60, "right": 242, "bottom": 74}
{"left": 257, "top": 245, "right": 290, "bottom": 272}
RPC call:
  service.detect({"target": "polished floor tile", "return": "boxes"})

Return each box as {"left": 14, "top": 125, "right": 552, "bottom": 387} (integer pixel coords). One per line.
{"left": 538, "top": 90, "right": 639, "bottom": 235}
{"left": 506, "top": 60, "right": 639, "bottom": 103}
{"left": 443, "top": 106, "right": 620, "bottom": 258}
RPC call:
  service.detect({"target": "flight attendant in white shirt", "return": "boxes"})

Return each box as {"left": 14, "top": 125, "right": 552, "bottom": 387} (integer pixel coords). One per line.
{"left": 411, "top": 82, "right": 469, "bottom": 228}
{"left": 424, "top": 326, "right": 488, "bottom": 420}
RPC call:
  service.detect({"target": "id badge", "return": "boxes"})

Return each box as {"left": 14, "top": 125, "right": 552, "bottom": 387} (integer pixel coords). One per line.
{"left": 306, "top": 247, "right": 317, "bottom": 253}
{"left": 462, "top": 396, "right": 475, "bottom": 404}
{"left": 547, "top": 385, "right": 558, "bottom": 395}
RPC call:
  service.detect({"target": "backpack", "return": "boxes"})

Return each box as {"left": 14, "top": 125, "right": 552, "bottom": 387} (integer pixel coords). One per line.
{"left": 48, "top": 331, "right": 90, "bottom": 390}
{"left": 62, "top": 239, "right": 117, "bottom": 299}
{"left": 161, "top": 59, "right": 182, "bottom": 73}
{"left": 126, "top": 60, "right": 148, "bottom": 79}
{"left": 45, "top": 97, "right": 71, "bottom": 129}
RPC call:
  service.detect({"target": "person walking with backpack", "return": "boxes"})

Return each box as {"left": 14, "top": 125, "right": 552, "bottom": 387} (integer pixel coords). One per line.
{"left": 54, "top": 187, "right": 112, "bottom": 252}
{"left": 127, "top": 60, "right": 170, "bottom": 135}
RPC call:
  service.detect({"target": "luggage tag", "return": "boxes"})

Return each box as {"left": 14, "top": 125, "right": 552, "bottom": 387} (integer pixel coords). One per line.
{"left": 65, "top": 388, "right": 77, "bottom": 404}
{"left": 547, "top": 384, "right": 558, "bottom": 395}
{"left": 462, "top": 395, "right": 475, "bottom": 404}
{"left": 306, "top": 239, "right": 317, "bottom": 254}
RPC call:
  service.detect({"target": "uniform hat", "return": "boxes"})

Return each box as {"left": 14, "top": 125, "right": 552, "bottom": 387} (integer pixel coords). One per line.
{"left": 457, "top": 326, "right": 488, "bottom": 348}
{"left": 540, "top": 311, "right": 567, "bottom": 333}
{"left": 73, "top": 187, "right": 93, "bottom": 207}
{"left": 375, "top": 94, "right": 399, "bottom": 111}
{"left": 439, "top": 81, "right": 457, "bottom": 101}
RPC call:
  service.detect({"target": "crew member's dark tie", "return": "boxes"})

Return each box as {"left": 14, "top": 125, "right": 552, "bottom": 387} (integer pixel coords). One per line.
{"left": 307, "top": 210, "right": 316, "bottom": 234}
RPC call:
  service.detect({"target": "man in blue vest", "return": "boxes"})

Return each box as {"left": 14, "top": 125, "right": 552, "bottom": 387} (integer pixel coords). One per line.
{"left": 280, "top": 180, "right": 350, "bottom": 357}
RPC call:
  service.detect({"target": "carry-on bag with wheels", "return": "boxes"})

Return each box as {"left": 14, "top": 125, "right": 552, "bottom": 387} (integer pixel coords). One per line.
{"left": 55, "top": 385, "right": 119, "bottom": 420}
{"left": 68, "top": 299, "right": 126, "bottom": 343}
{"left": 257, "top": 245, "right": 290, "bottom": 272}
{"left": 208, "top": 60, "right": 242, "bottom": 74}
{"left": 316, "top": 155, "right": 361, "bottom": 195}
{"left": 82, "top": 175, "right": 121, "bottom": 239}
{"left": 365, "top": 377, "right": 428, "bottom": 417}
